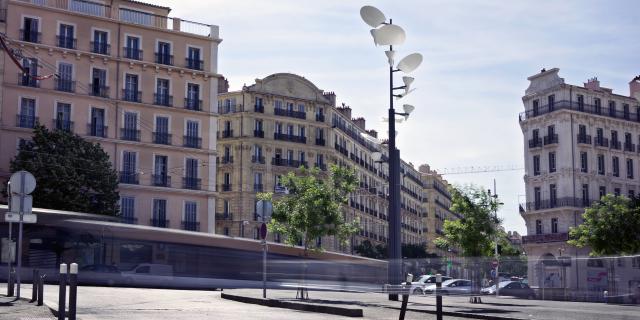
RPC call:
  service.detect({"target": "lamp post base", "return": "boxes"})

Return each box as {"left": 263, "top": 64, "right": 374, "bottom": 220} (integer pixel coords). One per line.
{"left": 389, "top": 293, "right": 399, "bottom": 301}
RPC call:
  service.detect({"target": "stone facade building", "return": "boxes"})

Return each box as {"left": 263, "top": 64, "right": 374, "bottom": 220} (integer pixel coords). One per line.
{"left": 0, "top": 0, "right": 222, "bottom": 232}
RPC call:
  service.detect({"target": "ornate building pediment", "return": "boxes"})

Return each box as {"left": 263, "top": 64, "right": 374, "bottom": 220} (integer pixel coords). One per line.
{"left": 248, "top": 73, "right": 331, "bottom": 103}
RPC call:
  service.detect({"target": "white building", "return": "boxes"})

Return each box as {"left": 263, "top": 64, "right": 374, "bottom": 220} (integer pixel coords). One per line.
{"left": 519, "top": 68, "right": 640, "bottom": 299}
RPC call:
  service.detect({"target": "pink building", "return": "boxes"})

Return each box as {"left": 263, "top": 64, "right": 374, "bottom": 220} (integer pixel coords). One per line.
{"left": 0, "top": 0, "right": 221, "bottom": 232}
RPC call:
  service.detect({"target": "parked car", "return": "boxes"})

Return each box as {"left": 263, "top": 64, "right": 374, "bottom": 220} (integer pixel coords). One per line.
{"left": 425, "top": 279, "right": 472, "bottom": 295}
{"left": 410, "top": 275, "right": 453, "bottom": 294}
{"left": 121, "top": 264, "right": 174, "bottom": 287}
{"left": 481, "top": 280, "right": 535, "bottom": 299}
{"left": 78, "top": 264, "right": 122, "bottom": 286}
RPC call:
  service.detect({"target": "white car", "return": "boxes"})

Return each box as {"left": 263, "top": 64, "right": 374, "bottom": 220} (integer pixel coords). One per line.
{"left": 410, "top": 275, "right": 452, "bottom": 294}
{"left": 121, "top": 263, "right": 174, "bottom": 287}
{"left": 424, "top": 279, "right": 472, "bottom": 295}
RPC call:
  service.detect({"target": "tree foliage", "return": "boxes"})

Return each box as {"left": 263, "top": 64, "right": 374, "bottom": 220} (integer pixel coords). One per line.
{"left": 568, "top": 194, "right": 640, "bottom": 256}
{"left": 354, "top": 240, "right": 435, "bottom": 260}
{"left": 9, "top": 126, "right": 119, "bottom": 216}
{"left": 434, "top": 185, "right": 501, "bottom": 257}
{"left": 259, "top": 165, "right": 360, "bottom": 254}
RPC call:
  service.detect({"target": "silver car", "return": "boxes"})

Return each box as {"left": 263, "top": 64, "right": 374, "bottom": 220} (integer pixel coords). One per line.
{"left": 425, "top": 279, "right": 473, "bottom": 295}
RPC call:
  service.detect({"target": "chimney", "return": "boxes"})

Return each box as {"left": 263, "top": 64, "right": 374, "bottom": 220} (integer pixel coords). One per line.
{"left": 366, "top": 129, "right": 378, "bottom": 138}
{"left": 218, "top": 77, "right": 229, "bottom": 93}
{"left": 322, "top": 91, "right": 336, "bottom": 106}
{"left": 418, "top": 164, "right": 431, "bottom": 174}
{"left": 630, "top": 75, "right": 640, "bottom": 99}
{"left": 584, "top": 77, "right": 600, "bottom": 90}
{"left": 352, "top": 117, "right": 366, "bottom": 130}
{"left": 337, "top": 103, "right": 352, "bottom": 119}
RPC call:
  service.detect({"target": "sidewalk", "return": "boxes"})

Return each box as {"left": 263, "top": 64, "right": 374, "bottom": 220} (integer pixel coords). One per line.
{"left": 0, "top": 295, "right": 55, "bottom": 320}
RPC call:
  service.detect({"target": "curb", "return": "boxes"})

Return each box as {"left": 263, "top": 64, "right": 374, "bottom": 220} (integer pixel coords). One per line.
{"left": 221, "top": 293, "right": 364, "bottom": 318}
{"left": 387, "top": 305, "right": 525, "bottom": 320}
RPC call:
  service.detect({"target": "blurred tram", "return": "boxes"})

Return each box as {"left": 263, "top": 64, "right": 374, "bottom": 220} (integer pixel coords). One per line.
{"left": 0, "top": 205, "right": 386, "bottom": 291}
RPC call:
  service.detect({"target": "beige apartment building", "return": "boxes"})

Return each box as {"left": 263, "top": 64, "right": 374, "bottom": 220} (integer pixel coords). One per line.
{"left": 0, "top": 0, "right": 221, "bottom": 232}
{"left": 418, "top": 164, "right": 459, "bottom": 256}
{"left": 216, "top": 73, "right": 447, "bottom": 254}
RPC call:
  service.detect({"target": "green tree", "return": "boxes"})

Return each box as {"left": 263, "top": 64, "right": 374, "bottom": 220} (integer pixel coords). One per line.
{"left": 9, "top": 126, "right": 119, "bottom": 216}
{"left": 259, "top": 165, "right": 360, "bottom": 254}
{"left": 568, "top": 194, "right": 640, "bottom": 255}
{"left": 495, "top": 231, "right": 527, "bottom": 277}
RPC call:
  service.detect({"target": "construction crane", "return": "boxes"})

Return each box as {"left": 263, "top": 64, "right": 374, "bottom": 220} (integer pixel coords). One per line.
{"left": 437, "top": 165, "right": 524, "bottom": 175}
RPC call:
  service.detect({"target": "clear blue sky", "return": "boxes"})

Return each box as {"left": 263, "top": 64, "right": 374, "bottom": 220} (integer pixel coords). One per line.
{"left": 161, "top": 0, "right": 640, "bottom": 234}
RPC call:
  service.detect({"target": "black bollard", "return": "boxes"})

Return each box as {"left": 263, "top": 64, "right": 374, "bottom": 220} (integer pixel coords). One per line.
{"left": 7, "top": 268, "right": 15, "bottom": 297}
{"left": 31, "top": 269, "right": 39, "bottom": 302}
{"left": 436, "top": 273, "right": 443, "bottom": 320}
{"left": 37, "top": 274, "right": 46, "bottom": 306}
{"left": 58, "top": 263, "right": 68, "bottom": 320}
{"left": 399, "top": 273, "right": 413, "bottom": 320}
{"left": 68, "top": 263, "right": 78, "bottom": 320}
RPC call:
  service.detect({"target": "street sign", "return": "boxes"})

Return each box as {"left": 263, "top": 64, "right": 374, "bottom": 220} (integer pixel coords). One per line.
{"left": 260, "top": 223, "right": 268, "bottom": 240}
{"left": 9, "top": 171, "right": 36, "bottom": 195}
{"left": 492, "top": 260, "right": 499, "bottom": 268}
{"left": 5, "top": 213, "right": 37, "bottom": 224}
{"left": 256, "top": 200, "right": 273, "bottom": 221}
{"left": 9, "top": 195, "right": 32, "bottom": 215}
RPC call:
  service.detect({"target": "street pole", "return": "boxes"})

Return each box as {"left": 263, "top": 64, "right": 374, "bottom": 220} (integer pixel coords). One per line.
{"left": 7, "top": 221, "right": 12, "bottom": 292}
{"left": 492, "top": 179, "right": 500, "bottom": 297}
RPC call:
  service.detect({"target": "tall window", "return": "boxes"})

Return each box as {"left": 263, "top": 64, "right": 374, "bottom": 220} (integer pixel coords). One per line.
{"left": 90, "top": 108, "right": 106, "bottom": 137}
{"left": 577, "top": 94, "right": 584, "bottom": 110}
{"left": 125, "top": 35, "right": 142, "bottom": 60}
{"left": 121, "top": 151, "right": 137, "bottom": 184}
{"left": 57, "top": 62, "right": 74, "bottom": 92}
{"left": 185, "top": 158, "right": 199, "bottom": 190}
{"left": 254, "top": 172, "right": 263, "bottom": 192}
{"left": 91, "top": 68, "right": 107, "bottom": 97}
{"left": 547, "top": 94, "right": 555, "bottom": 111}
{"left": 582, "top": 184, "right": 590, "bottom": 206}
{"left": 612, "top": 156, "right": 620, "bottom": 177}
{"left": 124, "top": 74, "right": 140, "bottom": 102}
{"left": 156, "top": 41, "right": 172, "bottom": 65}
{"left": 185, "top": 120, "right": 200, "bottom": 148}
{"left": 154, "top": 116, "right": 170, "bottom": 145}
{"left": 92, "top": 30, "right": 109, "bottom": 54}
{"left": 580, "top": 152, "right": 588, "bottom": 173}
{"left": 58, "top": 23, "right": 75, "bottom": 49}
{"left": 627, "top": 158, "right": 634, "bottom": 179}
{"left": 21, "top": 58, "right": 38, "bottom": 87}
{"left": 597, "top": 154, "right": 605, "bottom": 175}
{"left": 535, "top": 220, "right": 542, "bottom": 235}
{"left": 152, "top": 199, "right": 167, "bottom": 227}
{"left": 534, "top": 187, "right": 541, "bottom": 209}
{"left": 122, "top": 112, "right": 139, "bottom": 141}
{"left": 532, "top": 99, "right": 539, "bottom": 116}
{"left": 22, "top": 17, "right": 40, "bottom": 43}
{"left": 55, "top": 102, "right": 72, "bottom": 131}
{"left": 594, "top": 98, "right": 602, "bottom": 114}
{"left": 121, "top": 197, "right": 135, "bottom": 223}
{"left": 153, "top": 155, "right": 168, "bottom": 187}
{"left": 533, "top": 155, "right": 540, "bottom": 176}
{"left": 550, "top": 184, "right": 557, "bottom": 207}
{"left": 18, "top": 98, "right": 36, "bottom": 128}
{"left": 186, "top": 83, "right": 201, "bottom": 110}
{"left": 183, "top": 201, "right": 198, "bottom": 231}
{"left": 549, "top": 152, "right": 556, "bottom": 173}
{"left": 599, "top": 186, "right": 606, "bottom": 199}
{"left": 551, "top": 218, "right": 558, "bottom": 234}
{"left": 609, "top": 100, "right": 616, "bottom": 116}
{"left": 155, "top": 78, "right": 171, "bottom": 106}
{"left": 624, "top": 104, "right": 630, "bottom": 119}
{"left": 187, "top": 46, "right": 202, "bottom": 70}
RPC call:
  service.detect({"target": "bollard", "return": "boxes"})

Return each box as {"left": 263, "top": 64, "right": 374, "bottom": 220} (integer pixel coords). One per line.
{"left": 31, "top": 269, "right": 39, "bottom": 302}
{"left": 436, "top": 273, "right": 443, "bottom": 320}
{"left": 37, "top": 274, "right": 46, "bottom": 306}
{"left": 399, "top": 273, "right": 413, "bottom": 320}
{"left": 8, "top": 268, "right": 15, "bottom": 297}
{"left": 58, "top": 263, "right": 68, "bottom": 320}
{"left": 68, "top": 263, "right": 78, "bottom": 320}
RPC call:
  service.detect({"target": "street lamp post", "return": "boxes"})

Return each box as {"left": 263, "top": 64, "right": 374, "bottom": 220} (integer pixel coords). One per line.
{"left": 360, "top": 5, "right": 422, "bottom": 301}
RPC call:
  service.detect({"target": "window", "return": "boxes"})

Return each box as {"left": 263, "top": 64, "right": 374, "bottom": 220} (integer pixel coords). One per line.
{"left": 155, "top": 78, "right": 171, "bottom": 106}
{"left": 185, "top": 120, "right": 200, "bottom": 148}
{"left": 153, "top": 155, "right": 168, "bottom": 187}
{"left": 58, "top": 23, "right": 75, "bottom": 49}
{"left": 124, "top": 74, "right": 140, "bottom": 102}
{"left": 125, "top": 35, "right": 142, "bottom": 60}
{"left": 624, "top": 104, "right": 630, "bottom": 120}
{"left": 122, "top": 112, "right": 139, "bottom": 141}
{"left": 551, "top": 218, "right": 558, "bottom": 234}
{"left": 580, "top": 152, "right": 588, "bottom": 173}
{"left": 577, "top": 94, "right": 584, "bottom": 110}
{"left": 185, "top": 158, "right": 199, "bottom": 189}
{"left": 535, "top": 220, "right": 542, "bottom": 235}
{"left": 156, "top": 41, "right": 173, "bottom": 65}
{"left": 549, "top": 152, "right": 556, "bottom": 173}
{"left": 582, "top": 184, "right": 590, "bottom": 206}
{"left": 152, "top": 199, "right": 167, "bottom": 227}
{"left": 187, "top": 47, "right": 202, "bottom": 70}
{"left": 627, "top": 158, "right": 634, "bottom": 179}
{"left": 599, "top": 186, "right": 606, "bottom": 199}
{"left": 532, "top": 99, "right": 539, "bottom": 116}
{"left": 534, "top": 187, "right": 541, "bottom": 209}
{"left": 20, "top": 58, "right": 38, "bottom": 87}
{"left": 22, "top": 17, "right": 40, "bottom": 43}
{"left": 594, "top": 98, "right": 601, "bottom": 114}
{"left": 121, "top": 197, "right": 135, "bottom": 223}
{"left": 548, "top": 95, "right": 555, "bottom": 111}
{"left": 550, "top": 184, "right": 557, "bottom": 207}
{"left": 533, "top": 155, "right": 540, "bottom": 176}
{"left": 154, "top": 116, "right": 170, "bottom": 145}
{"left": 597, "top": 154, "right": 605, "bottom": 175}
{"left": 121, "top": 151, "right": 137, "bottom": 184}
{"left": 184, "top": 201, "right": 198, "bottom": 231}
{"left": 56, "top": 62, "right": 74, "bottom": 92}
{"left": 91, "top": 68, "right": 107, "bottom": 97}
{"left": 614, "top": 188, "right": 621, "bottom": 196}
{"left": 186, "top": 83, "right": 201, "bottom": 110}
{"left": 90, "top": 108, "right": 106, "bottom": 137}
{"left": 18, "top": 98, "right": 36, "bottom": 128}
{"left": 275, "top": 100, "right": 283, "bottom": 110}
{"left": 609, "top": 100, "right": 616, "bottom": 116}
{"left": 55, "top": 102, "right": 72, "bottom": 131}
{"left": 254, "top": 172, "right": 263, "bottom": 192}
{"left": 92, "top": 30, "right": 109, "bottom": 55}
{"left": 613, "top": 156, "right": 620, "bottom": 177}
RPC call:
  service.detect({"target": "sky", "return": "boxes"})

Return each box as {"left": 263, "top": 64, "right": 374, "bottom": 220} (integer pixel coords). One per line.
{"left": 158, "top": 0, "right": 640, "bottom": 234}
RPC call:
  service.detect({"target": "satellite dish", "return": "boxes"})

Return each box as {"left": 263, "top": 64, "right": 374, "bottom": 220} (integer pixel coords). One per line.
{"left": 371, "top": 24, "right": 406, "bottom": 46}
{"left": 397, "top": 53, "right": 423, "bottom": 73}
{"left": 360, "top": 6, "right": 386, "bottom": 28}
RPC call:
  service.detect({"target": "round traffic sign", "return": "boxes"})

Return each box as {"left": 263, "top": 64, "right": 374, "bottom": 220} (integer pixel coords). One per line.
{"left": 9, "top": 170, "right": 36, "bottom": 195}
{"left": 260, "top": 223, "right": 268, "bottom": 240}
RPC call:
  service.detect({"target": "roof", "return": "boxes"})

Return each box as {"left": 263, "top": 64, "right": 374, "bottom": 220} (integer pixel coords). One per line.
{"left": 125, "top": 0, "right": 171, "bottom": 12}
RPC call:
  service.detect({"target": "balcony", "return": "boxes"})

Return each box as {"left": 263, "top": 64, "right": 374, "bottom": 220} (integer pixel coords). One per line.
{"left": 274, "top": 108, "right": 306, "bottom": 119}
{"left": 522, "top": 197, "right": 597, "bottom": 211}
{"left": 254, "top": 104, "right": 264, "bottom": 113}
{"left": 119, "top": 171, "right": 139, "bottom": 184}
{"left": 53, "top": 119, "right": 74, "bottom": 132}
{"left": 611, "top": 140, "right": 621, "bottom": 150}
{"left": 16, "top": 115, "right": 38, "bottom": 129}
{"left": 216, "top": 213, "right": 233, "bottom": 221}
{"left": 122, "top": 89, "right": 142, "bottom": 103}
{"left": 151, "top": 174, "right": 171, "bottom": 187}
{"left": 316, "top": 113, "right": 325, "bottom": 122}
{"left": 55, "top": 78, "right": 75, "bottom": 92}
{"left": 182, "top": 221, "right": 200, "bottom": 232}
{"left": 624, "top": 142, "right": 636, "bottom": 152}
{"left": 254, "top": 184, "right": 264, "bottom": 192}
{"left": 91, "top": 41, "right": 110, "bottom": 55}
{"left": 56, "top": 35, "right": 77, "bottom": 49}
{"left": 543, "top": 134, "right": 558, "bottom": 145}
{"left": 120, "top": 216, "right": 137, "bottom": 224}
{"left": 315, "top": 138, "right": 326, "bottom": 146}
{"left": 528, "top": 137, "right": 542, "bottom": 148}
{"left": 577, "top": 134, "right": 592, "bottom": 145}
{"left": 87, "top": 123, "right": 107, "bottom": 137}
{"left": 594, "top": 136, "right": 609, "bottom": 148}
{"left": 254, "top": 130, "right": 264, "bottom": 138}
{"left": 221, "top": 184, "right": 232, "bottom": 192}
{"left": 185, "top": 98, "right": 203, "bottom": 111}
{"left": 183, "top": 136, "right": 202, "bottom": 149}
{"left": 155, "top": 53, "right": 174, "bottom": 66}
{"left": 183, "top": 177, "right": 201, "bottom": 190}
{"left": 274, "top": 132, "right": 306, "bottom": 144}
{"left": 20, "top": 29, "right": 40, "bottom": 43}
{"left": 154, "top": 93, "right": 173, "bottom": 107}
{"left": 123, "top": 47, "right": 143, "bottom": 60}
{"left": 272, "top": 158, "right": 306, "bottom": 168}
{"left": 18, "top": 73, "right": 39, "bottom": 88}
{"left": 186, "top": 58, "right": 204, "bottom": 70}
{"left": 120, "top": 128, "right": 141, "bottom": 141}
{"left": 219, "top": 130, "right": 233, "bottom": 139}
{"left": 522, "top": 233, "right": 569, "bottom": 245}
{"left": 152, "top": 132, "right": 172, "bottom": 145}
{"left": 334, "top": 143, "right": 348, "bottom": 156}
{"left": 150, "top": 218, "right": 170, "bottom": 228}
{"left": 520, "top": 99, "right": 640, "bottom": 123}
{"left": 89, "top": 83, "right": 109, "bottom": 98}
{"left": 219, "top": 156, "right": 233, "bottom": 164}
{"left": 252, "top": 155, "right": 265, "bottom": 164}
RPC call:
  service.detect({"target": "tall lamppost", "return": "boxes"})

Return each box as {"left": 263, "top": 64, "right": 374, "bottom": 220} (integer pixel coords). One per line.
{"left": 360, "top": 5, "right": 422, "bottom": 301}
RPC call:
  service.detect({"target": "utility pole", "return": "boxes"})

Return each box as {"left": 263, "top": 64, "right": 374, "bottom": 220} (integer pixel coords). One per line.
{"left": 490, "top": 179, "right": 501, "bottom": 297}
